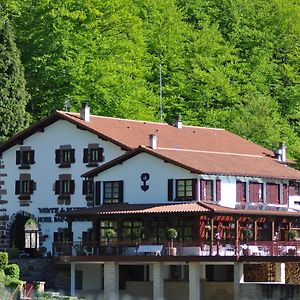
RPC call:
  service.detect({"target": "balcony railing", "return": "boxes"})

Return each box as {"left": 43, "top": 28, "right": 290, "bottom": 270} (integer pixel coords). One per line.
{"left": 52, "top": 240, "right": 300, "bottom": 258}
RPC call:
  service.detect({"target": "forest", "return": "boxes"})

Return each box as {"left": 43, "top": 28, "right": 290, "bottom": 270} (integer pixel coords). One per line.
{"left": 0, "top": 0, "right": 299, "bottom": 163}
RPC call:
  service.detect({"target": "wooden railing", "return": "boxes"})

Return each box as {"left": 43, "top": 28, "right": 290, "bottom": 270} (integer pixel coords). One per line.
{"left": 52, "top": 240, "right": 300, "bottom": 257}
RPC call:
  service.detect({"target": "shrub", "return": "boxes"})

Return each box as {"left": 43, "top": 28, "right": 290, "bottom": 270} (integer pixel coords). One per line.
{"left": 167, "top": 228, "right": 178, "bottom": 240}
{"left": 104, "top": 228, "right": 117, "bottom": 240}
{"left": 288, "top": 230, "right": 297, "bottom": 241}
{"left": 0, "top": 253, "right": 8, "bottom": 270}
{"left": 4, "top": 264, "right": 20, "bottom": 279}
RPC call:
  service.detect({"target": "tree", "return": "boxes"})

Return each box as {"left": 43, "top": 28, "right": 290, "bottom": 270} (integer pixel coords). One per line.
{"left": 0, "top": 4, "right": 30, "bottom": 142}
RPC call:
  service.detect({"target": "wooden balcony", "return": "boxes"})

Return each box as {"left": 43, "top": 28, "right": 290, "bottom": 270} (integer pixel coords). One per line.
{"left": 52, "top": 240, "right": 300, "bottom": 260}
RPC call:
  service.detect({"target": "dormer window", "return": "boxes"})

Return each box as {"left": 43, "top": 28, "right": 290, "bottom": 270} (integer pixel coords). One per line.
{"left": 55, "top": 145, "right": 75, "bottom": 168}
{"left": 16, "top": 147, "right": 35, "bottom": 169}
{"left": 83, "top": 144, "right": 104, "bottom": 167}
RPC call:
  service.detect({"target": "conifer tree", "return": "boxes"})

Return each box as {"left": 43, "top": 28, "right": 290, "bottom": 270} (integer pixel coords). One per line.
{"left": 0, "top": 6, "right": 30, "bottom": 142}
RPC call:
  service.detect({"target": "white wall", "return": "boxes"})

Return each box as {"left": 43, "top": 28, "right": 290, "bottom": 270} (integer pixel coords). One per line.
{"left": 2, "top": 119, "right": 125, "bottom": 251}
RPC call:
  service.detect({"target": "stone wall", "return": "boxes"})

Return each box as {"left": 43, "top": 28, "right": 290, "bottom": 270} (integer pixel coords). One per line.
{"left": 11, "top": 258, "right": 70, "bottom": 293}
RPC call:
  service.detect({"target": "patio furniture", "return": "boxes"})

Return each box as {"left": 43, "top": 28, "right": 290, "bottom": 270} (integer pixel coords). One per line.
{"left": 137, "top": 245, "right": 163, "bottom": 256}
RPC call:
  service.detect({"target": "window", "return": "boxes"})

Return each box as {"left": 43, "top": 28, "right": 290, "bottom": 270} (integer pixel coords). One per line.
{"left": 82, "top": 179, "right": 101, "bottom": 206}
{"left": 202, "top": 180, "right": 213, "bottom": 201}
{"left": 249, "top": 182, "right": 263, "bottom": 203}
{"left": 289, "top": 181, "right": 300, "bottom": 196}
{"left": 83, "top": 144, "right": 104, "bottom": 167}
{"left": 236, "top": 181, "right": 246, "bottom": 203}
{"left": 54, "top": 174, "right": 75, "bottom": 204}
{"left": 15, "top": 174, "right": 36, "bottom": 204}
{"left": 168, "top": 179, "right": 196, "bottom": 201}
{"left": 100, "top": 221, "right": 117, "bottom": 242}
{"left": 266, "top": 183, "right": 280, "bottom": 204}
{"left": 16, "top": 147, "right": 35, "bottom": 169}
{"left": 103, "top": 181, "right": 123, "bottom": 204}
{"left": 176, "top": 179, "right": 194, "bottom": 200}
{"left": 122, "top": 221, "right": 143, "bottom": 241}
{"left": 55, "top": 145, "right": 75, "bottom": 168}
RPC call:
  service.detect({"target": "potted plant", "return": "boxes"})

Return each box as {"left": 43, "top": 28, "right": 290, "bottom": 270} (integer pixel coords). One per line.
{"left": 242, "top": 228, "right": 253, "bottom": 255}
{"left": 288, "top": 229, "right": 297, "bottom": 241}
{"left": 104, "top": 228, "right": 117, "bottom": 254}
{"left": 167, "top": 228, "right": 178, "bottom": 256}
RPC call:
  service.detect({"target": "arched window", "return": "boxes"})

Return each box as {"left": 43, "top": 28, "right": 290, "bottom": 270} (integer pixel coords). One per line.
{"left": 24, "top": 219, "right": 39, "bottom": 249}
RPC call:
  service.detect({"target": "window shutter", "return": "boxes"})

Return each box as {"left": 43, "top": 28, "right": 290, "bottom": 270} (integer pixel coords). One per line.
{"left": 192, "top": 179, "right": 197, "bottom": 200}
{"left": 55, "top": 150, "right": 61, "bottom": 164}
{"left": 200, "top": 179, "right": 204, "bottom": 201}
{"left": 283, "top": 184, "right": 288, "bottom": 205}
{"left": 55, "top": 180, "right": 60, "bottom": 194}
{"left": 70, "top": 180, "right": 75, "bottom": 194}
{"left": 95, "top": 181, "right": 101, "bottom": 205}
{"left": 53, "top": 232, "right": 58, "bottom": 242}
{"left": 236, "top": 181, "right": 241, "bottom": 202}
{"left": 30, "top": 150, "right": 35, "bottom": 164}
{"left": 168, "top": 179, "right": 173, "bottom": 201}
{"left": 99, "top": 148, "right": 104, "bottom": 162}
{"left": 83, "top": 148, "right": 89, "bottom": 163}
{"left": 82, "top": 180, "right": 87, "bottom": 195}
{"left": 15, "top": 180, "right": 20, "bottom": 195}
{"left": 70, "top": 149, "right": 75, "bottom": 163}
{"left": 29, "top": 180, "right": 35, "bottom": 194}
{"left": 216, "top": 179, "right": 221, "bottom": 202}
{"left": 16, "top": 151, "right": 21, "bottom": 164}
{"left": 119, "top": 181, "right": 124, "bottom": 203}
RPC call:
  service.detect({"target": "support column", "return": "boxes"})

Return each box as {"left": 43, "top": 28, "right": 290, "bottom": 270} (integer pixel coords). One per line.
{"left": 104, "top": 262, "right": 119, "bottom": 300}
{"left": 234, "top": 263, "right": 244, "bottom": 300}
{"left": 275, "top": 263, "right": 285, "bottom": 284}
{"left": 153, "top": 262, "right": 164, "bottom": 300}
{"left": 70, "top": 262, "right": 75, "bottom": 296}
{"left": 199, "top": 264, "right": 206, "bottom": 281}
{"left": 189, "top": 262, "right": 200, "bottom": 300}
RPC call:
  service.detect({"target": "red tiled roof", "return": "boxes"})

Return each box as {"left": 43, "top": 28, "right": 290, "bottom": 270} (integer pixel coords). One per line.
{"left": 1, "top": 110, "right": 300, "bottom": 180}
{"left": 58, "top": 202, "right": 211, "bottom": 218}
{"left": 58, "top": 202, "right": 300, "bottom": 219}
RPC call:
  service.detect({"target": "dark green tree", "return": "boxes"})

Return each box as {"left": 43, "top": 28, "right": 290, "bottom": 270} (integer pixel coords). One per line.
{"left": 0, "top": 5, "right": 30, "bottom": 142}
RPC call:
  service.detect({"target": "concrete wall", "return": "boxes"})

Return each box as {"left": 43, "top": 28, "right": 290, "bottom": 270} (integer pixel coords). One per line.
{"left": 239, "top": 283, "right": 300, "bottom": 300}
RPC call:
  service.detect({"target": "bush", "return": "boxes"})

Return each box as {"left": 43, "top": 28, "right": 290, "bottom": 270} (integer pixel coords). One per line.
{"left": 0, "top": 253, "right": 8, "bottom": 270}
{"left": 167, "top": 228, "right": 178, "bottom": 240}
{"left": 104, "top": 228, "right": 117, "bottom": 239}
{"left": 4, "top": 264, "right": 20, "bottom": 279}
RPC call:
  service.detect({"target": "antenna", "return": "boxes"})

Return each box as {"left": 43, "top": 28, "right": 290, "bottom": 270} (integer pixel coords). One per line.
{"left": 64, "top": 97, "right": 71, "bottom": 112}
{"left": 159, "top": 63, "right": 163, "bottom": 122}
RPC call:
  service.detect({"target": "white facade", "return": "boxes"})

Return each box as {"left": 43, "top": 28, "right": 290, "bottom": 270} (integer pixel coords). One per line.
{"left": 1, "top": 119, "right": 125, "bottom": 251}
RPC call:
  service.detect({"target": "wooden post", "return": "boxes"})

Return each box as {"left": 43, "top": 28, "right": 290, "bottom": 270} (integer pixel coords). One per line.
{"left": 210, "top": 218, "right": 214, "bottom": 256}
{"left": 254, "top": 220, "right": 257, "bottom": 241}
{"left": 235, "top": 219, "right": 239, "bottom": 256}
{"left": 271, "top": 220, "right": 275, "bottom": 241}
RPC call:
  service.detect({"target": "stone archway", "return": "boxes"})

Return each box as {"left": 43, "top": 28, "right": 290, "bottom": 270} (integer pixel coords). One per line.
{"left": 6, "top": 211, "right": 41, "bottom": 253}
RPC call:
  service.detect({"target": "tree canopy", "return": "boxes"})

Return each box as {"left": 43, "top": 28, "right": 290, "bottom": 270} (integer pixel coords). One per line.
{"left": 1, "top": 0, "right": 299, "bottom": 162}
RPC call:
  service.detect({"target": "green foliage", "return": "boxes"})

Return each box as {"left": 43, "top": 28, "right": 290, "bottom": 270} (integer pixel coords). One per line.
{"left": 0, "top": 253, "right": 8, "bottom": 270}
{"left": 4, "top": 264, "right": 19, "bottom": 279}
{"left": 1, "top": 0, "right": 298, "bottom": 165}
{"left": 0, "top": 4, "right": 30, "bottom": 142}
{"left": 167, "top": 228, "right": 178, "bottom": 240}
{"left": 288, "top": 230, "right": 297, "bottom": 241}
{"left": 243, "top": 229, "right": 253, "bottom": 241}
{"left": 104, "top": 228, "right": 117, "bottom": 240}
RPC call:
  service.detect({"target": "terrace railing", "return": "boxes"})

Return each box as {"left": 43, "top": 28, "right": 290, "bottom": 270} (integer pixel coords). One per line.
{"left": 52, "top": 240, "right": 300, "bottom": 258}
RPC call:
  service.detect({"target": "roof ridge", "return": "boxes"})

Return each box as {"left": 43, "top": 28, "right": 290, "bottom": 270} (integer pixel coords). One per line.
{"left": 58, "top": 111, "right": 225, "bottom": 131}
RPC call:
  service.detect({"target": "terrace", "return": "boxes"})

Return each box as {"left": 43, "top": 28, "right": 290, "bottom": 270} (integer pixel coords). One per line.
{"left": 54, "top": 202, "right": 300, "bottom": 261}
